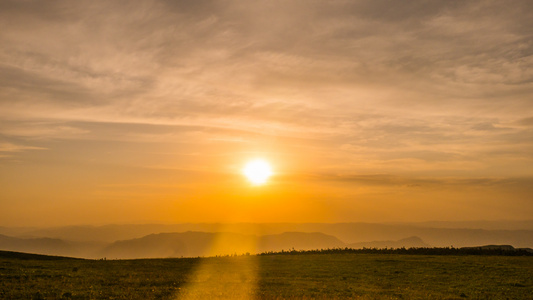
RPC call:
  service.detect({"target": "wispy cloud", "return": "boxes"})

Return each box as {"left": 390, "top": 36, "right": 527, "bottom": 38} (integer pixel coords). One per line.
{"left": 1, "top": 0, "right": 532, "bottom": 224}
{"left": 0, "top": 142, "right": 46, "bottom": 152}
{"left": 1, "top": 0, "right": 531, "bottom": 153}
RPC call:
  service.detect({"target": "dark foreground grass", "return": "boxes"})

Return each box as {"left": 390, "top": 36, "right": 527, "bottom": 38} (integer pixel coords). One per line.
{"left": 1, "top": 252, "right": 532, "bottom": 299}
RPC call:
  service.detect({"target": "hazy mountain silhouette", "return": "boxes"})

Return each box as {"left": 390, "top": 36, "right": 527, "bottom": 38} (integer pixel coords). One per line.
{"left": 0, "top": 234, "right": 73, "bottom": 255}
{"left": 101, "top": 232, "right": 256, "bottom": 259}
{"left": 406, "top": 220, "right": 533, "bottom": 230}
{"left": 258, "top": 232, "right": 345, "bottom": 252}
{"left": 20, "top": 224, "right": 219, "bottom": 243}
{"left": 102, "top": 232, "right": 201, "bottom": 259}
{"left": 461, "top": 245, "right": 518, "bottom": 251}
{"left": 0, "top": 234, "right": 103, "bottom": 258}
{"left": 7, "top": 222, "right": 533, "bottom": 248}
{"left": 460, "top": 244, "right": 533, "bottom": 254}
{"left": 101, "top": 231, "right": 345, "bottom": 259}
{"left": 347, "top": 236, "right": 429, "bottom": 249}
{"left": 246, "top": 223, "right": 533, "bottom": 248}
{"left": 2, "top": 222, "right": 533, "bottom": 258}
{"left": 0, "top": 226, "right": 38, "bottom": 237}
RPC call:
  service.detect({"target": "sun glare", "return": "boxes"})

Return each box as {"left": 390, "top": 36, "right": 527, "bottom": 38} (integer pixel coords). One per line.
{"left": 243, "top": 159, "right": 273, "bottom": 185}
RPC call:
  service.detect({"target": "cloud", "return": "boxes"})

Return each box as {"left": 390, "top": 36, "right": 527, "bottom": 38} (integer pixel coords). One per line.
{"left": 517, "top": 117, "right": 533, "bottom": 127}
{"left": 290, "top": 172, "right": 533, "bottom": 192}
{"left": 0, "top": 142, "right": 46, "bottom": 152}
{"left": 1, "top": 1, "right": 531, "bottom": 120}
{"left": 0, "top": 0, "right": 532, "bottom": 175}
{"left": 0, "top": 121, "right": 89, "bottom": 139}
{"left": 1, "top": 0, "right": 533, "bottom": 225}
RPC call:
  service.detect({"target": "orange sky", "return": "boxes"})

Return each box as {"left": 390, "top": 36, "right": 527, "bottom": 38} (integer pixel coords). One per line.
{"left": 1, "top": 0, "right": 533, "bottom": 227}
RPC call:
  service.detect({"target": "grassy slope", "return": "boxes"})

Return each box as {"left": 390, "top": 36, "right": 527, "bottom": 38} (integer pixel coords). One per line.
{"left": 0, "top": 252, "right": 532, "bottom": 299}
{"left": 0, "top": 250, "right": 82, "bottom": 261}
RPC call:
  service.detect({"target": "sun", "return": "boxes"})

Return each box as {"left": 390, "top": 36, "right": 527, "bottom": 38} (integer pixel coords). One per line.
{"left": 242, "top": 159, "right": 273, "bottom": 185}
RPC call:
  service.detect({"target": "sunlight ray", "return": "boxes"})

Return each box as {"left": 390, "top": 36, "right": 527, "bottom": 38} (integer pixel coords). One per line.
{"left": 175, "top": 228, "right": 259, "bottom": 299}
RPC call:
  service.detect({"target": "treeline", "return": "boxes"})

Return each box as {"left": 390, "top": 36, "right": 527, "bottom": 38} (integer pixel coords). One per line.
{"left": 259, "top": 247, "right": 533, "bottom": 256}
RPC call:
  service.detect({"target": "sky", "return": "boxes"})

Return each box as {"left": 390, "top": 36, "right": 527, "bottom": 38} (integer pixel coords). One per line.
{"left": 1, "top": 0, "right": 532, "bottom": 227}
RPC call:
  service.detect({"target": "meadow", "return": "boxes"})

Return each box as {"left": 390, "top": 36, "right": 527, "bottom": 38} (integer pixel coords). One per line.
{"left": 1, "top": 251, "right": 532, "bottom": 299}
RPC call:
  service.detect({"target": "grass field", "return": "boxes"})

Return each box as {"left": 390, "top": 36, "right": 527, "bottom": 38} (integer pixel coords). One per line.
{"left": 1, "top": 252, "right": 532, "bottom": 299}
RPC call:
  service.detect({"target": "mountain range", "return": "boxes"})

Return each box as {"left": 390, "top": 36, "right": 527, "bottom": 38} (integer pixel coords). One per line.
{"left": 1, "top": 222, "right": 533, "bottom": 259}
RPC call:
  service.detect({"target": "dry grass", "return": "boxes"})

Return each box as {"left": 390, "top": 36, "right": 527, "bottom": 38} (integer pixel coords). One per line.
{"left": 1, "top": 253, "right": 532, "bottom": 299}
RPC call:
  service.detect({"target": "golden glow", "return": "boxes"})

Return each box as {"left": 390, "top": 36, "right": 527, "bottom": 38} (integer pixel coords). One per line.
{"left": 242, "top": 159, "right": 273, "bottom": 185}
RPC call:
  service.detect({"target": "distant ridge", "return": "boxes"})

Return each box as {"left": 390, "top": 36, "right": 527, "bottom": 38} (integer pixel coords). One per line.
{"left": 101, "top": 231, "right": 252, "bottom": 259}
{"left": 0, "top": 233, "right": 76, "bottom": 256}
{"left": 0, "top": 233, "right": 104, "bottom": 258}
{"left": 101, "top": 231, "right": 346, "bottom": 259}
{"left": 5, "top": 223, "right": 533, "bottom": 248}
{"left": 348, "top": 236, "right": 429, "bottom": 249}
{"left": 461, "top": 245, "right": 533, "bottom": 253}
{"left": 462, "top": 244, "right": 515, "bottom": 250}
{"left": 259, "top": 232, "right": 345, "bottom": 252}
{"left": 2, "top": 222, "right": 533, "bottom": 258}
